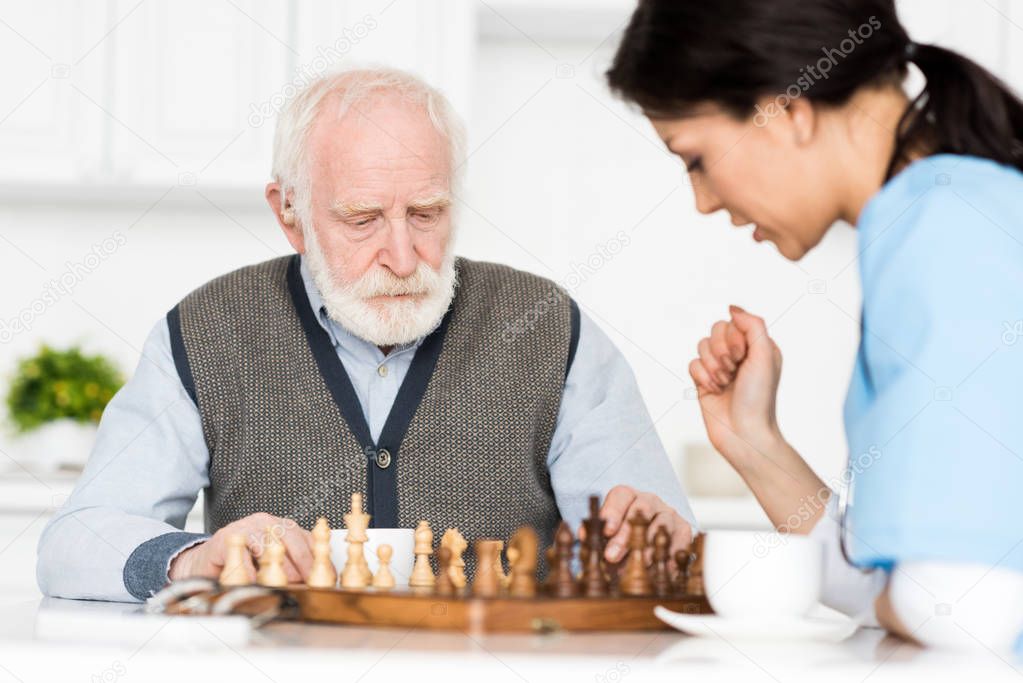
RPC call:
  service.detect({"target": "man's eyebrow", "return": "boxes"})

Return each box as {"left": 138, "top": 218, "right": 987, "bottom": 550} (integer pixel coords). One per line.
{"left": 407, "top": 194, "right": 452, "bottom": 211}
{"left": 328, "top": 200, "right": 383, "bottom": 217}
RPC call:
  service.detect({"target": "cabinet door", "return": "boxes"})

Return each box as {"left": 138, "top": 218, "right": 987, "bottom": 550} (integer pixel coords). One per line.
{"left": 1003, "top": 0, "right": 1023, "bottom": 97}
{"left": 107, "top": 0, "right": 289, "bottom": 188}
{"left": 897, "top": 0, "right": 1005, "bottom": 73}
{"left": 0, "top": 1, "right": 106, "bottom": 183}
{"left": 292, "top": 0, "right": 475, "bottom": 120}
{"left": 0, "top": 511, "right": 48, "bottom": 605}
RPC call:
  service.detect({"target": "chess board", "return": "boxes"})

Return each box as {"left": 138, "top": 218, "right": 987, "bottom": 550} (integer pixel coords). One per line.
{"left": 283, "top": 585, "right": 711, "bottom": 633}
{"left": 158, "top": 493, "right": 711, "bottom": 633}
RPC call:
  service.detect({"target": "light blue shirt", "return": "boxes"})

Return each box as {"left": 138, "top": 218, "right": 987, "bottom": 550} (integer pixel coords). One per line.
{"left": 37, "top": 256, "right": 694, "bottom": 601}
{"left": 844, "top": 154, "right": 1023, "bottom": 571}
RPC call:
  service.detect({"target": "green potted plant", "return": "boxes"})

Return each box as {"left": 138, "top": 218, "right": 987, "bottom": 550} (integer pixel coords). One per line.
{"left": 5, "top": 345, "right": 123, "bottom": 472}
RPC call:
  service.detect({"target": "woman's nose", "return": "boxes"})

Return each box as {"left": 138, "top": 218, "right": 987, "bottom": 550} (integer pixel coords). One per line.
{"left": 692, "top": 182, "right": 724, "bottom": 215}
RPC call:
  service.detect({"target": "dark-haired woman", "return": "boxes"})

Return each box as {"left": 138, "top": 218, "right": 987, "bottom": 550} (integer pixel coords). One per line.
{"left": 607, "top": 0, "right": 1023, "bottom": 648}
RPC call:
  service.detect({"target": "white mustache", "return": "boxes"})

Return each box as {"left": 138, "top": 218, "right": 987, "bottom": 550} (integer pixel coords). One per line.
{"left": 347, "top": 263, "right": 443, "bottom": 299}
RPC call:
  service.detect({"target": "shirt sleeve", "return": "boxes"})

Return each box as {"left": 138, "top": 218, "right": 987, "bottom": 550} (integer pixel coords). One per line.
{"left": 36, "top": 317, "right": 211, "bottom": 602}
{"left": 810, "top": 496, "right": 885, "bottom": 623}
{"left": 547, "top": 308, "right": 696, "bottom": 533}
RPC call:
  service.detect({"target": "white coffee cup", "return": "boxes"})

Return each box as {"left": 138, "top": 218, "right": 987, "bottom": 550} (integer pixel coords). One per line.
{"left": 330, "top": 528, "right": 416, "bottom": 587}
{"left": 703, "top": 529, "right": 823, "bottom": 619}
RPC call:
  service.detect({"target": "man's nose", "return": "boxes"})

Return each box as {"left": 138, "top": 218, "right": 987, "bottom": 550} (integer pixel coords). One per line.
{"left": 379, "top": 219, "right": 418, "bottom": 278}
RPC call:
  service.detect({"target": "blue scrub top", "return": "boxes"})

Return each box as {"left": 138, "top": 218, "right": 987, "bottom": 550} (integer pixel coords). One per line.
{"left": 845, "top": 154, "right": 1023, "bottom": 571}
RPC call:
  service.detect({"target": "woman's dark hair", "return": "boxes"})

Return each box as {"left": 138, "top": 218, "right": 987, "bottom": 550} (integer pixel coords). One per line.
{"left": 606, "top": 0, "right": 1023, "bottom": 179}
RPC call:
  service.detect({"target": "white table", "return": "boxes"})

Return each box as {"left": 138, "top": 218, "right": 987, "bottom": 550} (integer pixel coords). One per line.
{"left": 1, "top": 598, "right": 1020, "bottom": 683}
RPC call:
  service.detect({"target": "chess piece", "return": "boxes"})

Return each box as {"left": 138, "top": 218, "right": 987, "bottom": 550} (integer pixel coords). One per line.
{"left": 674, "top": 549, "right": 695, "bottom": 596}
{"left": 580, "top": 496, "right": 610, "bottom": 598}
{"left": 686, "top": 532, "right": 706, "bottom": 596}
{"left": 508, "top": 527, "right": 538, "bottom": 598}
{"left": 256, "top": 527, "right": 288, "bottom": 587}
{"left": 619, "top": 513, "right": 653, "bottom": 596}
{"left": 441, "top": 528, "right": 468, "bottom": 588}
{"left": 551, "top": 521, "right": 578, "bottom": 598}
{"left": 372, "top": 544, "right": 396, "bottom": 590}
{"left": 307, "top": 517, "right": 337, "bottom": 588}
{"left": 472, "top": 539, "right": 504, "bottom": 597}
{"left": 435, "top": 546, "right": 456, "bottom": 597}
{"left": 543, "top": 546, "right": 557, "bottom": 593}
{"left": 219, "top": 533, "right": 251, "bottom": 586}
{"left": 409, "top": 520, "right": 436, "bottom": 588}
{"left": 341, "top": 493, "right": 372, "bottom": 588}
{"left": 651, "top": 526, "right": 672, "bottom": 597}
{"left": 505, "top": 544, "right": 518, "bottom": 583}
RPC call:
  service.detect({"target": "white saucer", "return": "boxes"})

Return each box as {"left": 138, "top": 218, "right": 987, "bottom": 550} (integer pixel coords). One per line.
{"left": 654, "top": 605, "right": 859, "bottom": 642}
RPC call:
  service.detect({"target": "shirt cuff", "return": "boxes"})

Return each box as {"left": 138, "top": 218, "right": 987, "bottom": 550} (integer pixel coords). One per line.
{"left": 122, "top": 531, "right": 210, "bottom": 601}
{"left": 812, "top": 495, "right": 885, "bottom": 624}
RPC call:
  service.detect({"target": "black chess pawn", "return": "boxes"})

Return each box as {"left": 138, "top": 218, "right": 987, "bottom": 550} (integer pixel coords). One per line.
{"left": 580, "top": 495, "right": 610, "bottom": 598}
{"left": 651, "top": 527, "right": 672, "bottom": 597}
{"left": 552, "top": 521, "right": 578, "bottom": 598}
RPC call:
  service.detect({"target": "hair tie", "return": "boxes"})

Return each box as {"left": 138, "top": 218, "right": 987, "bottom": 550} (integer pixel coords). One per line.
{"left": 904, "top": 41, "right": 918, "bottom": 61}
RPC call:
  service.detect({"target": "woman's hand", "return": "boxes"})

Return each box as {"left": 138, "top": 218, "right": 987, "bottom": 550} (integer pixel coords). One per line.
{"left": 689, "top": 306, "right": 829, "bottom": 532}
{"left": 689, "top": 305, "right": 784, "bottom": 466}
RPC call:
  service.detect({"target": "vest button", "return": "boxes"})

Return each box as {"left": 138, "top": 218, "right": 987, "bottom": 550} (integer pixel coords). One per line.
{"left": 376, "top": 448, "right": 392, "bottom": 469}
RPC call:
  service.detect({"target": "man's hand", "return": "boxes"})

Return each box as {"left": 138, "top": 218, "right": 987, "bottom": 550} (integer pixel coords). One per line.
{"left": 580, "top": 485, "right": 694, "bottom": 567}
{"left": 168, "top": 513, "right": 314, "bottom": 584}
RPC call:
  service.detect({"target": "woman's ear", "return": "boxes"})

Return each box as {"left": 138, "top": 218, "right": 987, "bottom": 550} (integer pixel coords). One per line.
{"left": 786, "top": 97, "right": 818, "bottom": 147}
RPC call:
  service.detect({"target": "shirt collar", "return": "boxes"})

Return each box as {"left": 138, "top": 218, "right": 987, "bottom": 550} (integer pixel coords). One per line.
{"left": 298, "top": 255, "right": 423, "bottom": 362}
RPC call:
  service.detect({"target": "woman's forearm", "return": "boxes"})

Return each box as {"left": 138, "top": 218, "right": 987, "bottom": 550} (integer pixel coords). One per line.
{"left": 728, "top": 432, "right": 831, "bottom": 534}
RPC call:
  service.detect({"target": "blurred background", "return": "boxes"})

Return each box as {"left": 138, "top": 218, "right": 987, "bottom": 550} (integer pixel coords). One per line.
{"left": 0, "top": 0, "right": 1019, "bottom": 604}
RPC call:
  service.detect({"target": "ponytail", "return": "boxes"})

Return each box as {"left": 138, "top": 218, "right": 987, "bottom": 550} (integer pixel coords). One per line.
{"left": 890, "top": 42, "right": 1023, "bottom": 178}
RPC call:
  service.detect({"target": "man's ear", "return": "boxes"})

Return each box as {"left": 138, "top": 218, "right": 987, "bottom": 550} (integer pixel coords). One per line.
{"left": 265, "top": 182, "right": 305, "bottom": 254}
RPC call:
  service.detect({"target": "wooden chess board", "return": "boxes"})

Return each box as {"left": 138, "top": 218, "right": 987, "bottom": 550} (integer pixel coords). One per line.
{"left": 162, "top": 493, "right": 711, "bottom": 633}
{"left": 282, "top": 585, "right": 712, "bottom": 633}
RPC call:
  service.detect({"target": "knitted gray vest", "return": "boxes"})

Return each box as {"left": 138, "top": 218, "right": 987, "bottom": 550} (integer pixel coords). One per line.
{"left": 167, "top": 255, "right": 579, "bottom": 575}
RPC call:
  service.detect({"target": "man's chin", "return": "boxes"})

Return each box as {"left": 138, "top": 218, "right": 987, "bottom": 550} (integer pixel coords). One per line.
{"left": 345, "top": 299, "right": 446, "bottom": 347}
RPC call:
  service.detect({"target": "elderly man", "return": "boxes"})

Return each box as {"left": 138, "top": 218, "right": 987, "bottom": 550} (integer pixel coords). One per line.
{"left": 37, "top": 68, "right": 695, "bottom": 602}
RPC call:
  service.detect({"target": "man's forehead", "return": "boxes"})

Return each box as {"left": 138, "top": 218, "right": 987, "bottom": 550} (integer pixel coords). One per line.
{"left": 309, "top": 94, "right": 447, "bottom": 161}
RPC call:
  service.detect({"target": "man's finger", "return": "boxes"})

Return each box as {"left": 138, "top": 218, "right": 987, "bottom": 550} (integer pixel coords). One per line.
{"left": 604, "top": 497, "right": 655, "bottom": 563}
{"left": 600, "top": 485, "right": 638, "bottom": 537}
{"left": 280, "top": 527, "right": 315, "bottom": 580}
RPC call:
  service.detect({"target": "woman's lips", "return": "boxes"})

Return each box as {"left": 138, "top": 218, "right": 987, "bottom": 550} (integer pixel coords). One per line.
{"left": 752, "top": 226, "right": 766, "bottom": 242}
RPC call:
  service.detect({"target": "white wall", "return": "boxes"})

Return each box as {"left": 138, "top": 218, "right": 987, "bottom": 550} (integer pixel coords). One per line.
{"left": 0, "top": 0, "right": 1019, "bottom": 495}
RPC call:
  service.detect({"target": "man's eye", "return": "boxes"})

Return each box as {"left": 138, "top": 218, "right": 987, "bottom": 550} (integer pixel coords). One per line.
{"left": 413, "top": 212, "right": 439, "bottom": 223}
{"left": 351, "top": 217, "right": 375, "bottom": 227}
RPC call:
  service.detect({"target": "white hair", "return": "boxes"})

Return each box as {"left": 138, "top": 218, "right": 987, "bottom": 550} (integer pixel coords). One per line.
{"left": 270, "top": 66, "right": 467, "bottom": 222}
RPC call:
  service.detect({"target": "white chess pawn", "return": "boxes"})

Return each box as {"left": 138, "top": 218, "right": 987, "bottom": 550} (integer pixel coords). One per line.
{"left": 372, "top": 544, "right": 396, "bottom": 590}
{"left": 256, "top": 527, "right": 288, "bottom": 587}
{"left": 219, "top": 533, "right": 251, "bottom": 586}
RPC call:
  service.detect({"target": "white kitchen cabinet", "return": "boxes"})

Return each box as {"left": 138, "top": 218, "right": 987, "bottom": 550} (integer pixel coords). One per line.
{"left": 0, "top": 472, "right": 203, "bottom": 605}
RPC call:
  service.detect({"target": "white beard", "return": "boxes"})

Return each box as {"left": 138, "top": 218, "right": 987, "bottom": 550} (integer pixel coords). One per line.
{"left": 303, "top": 226, "right": 457, "bottom": 347}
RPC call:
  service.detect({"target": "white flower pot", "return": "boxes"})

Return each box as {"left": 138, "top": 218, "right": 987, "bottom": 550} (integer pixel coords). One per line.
{"left": 14, "top": 419, "right": 98, "bottom": 473}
